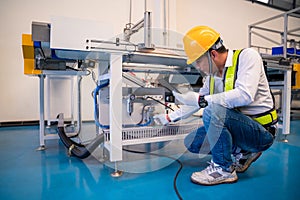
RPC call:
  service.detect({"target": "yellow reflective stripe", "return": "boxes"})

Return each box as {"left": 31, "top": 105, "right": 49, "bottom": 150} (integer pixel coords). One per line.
{"left": 209, "top": 76, "right": 215, "bottom": 95}
{"left": 253, "top": 110, "right": 278, "bottom": 125}
{"left": 224, "top": 49, "right": 242, "bottom": 91}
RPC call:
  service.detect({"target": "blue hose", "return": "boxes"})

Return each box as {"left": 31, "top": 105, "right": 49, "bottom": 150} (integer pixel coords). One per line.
{"left": 137, "top": 117, "right": 152, "bottom": 126}
{"left": 94, "top": 80, "right": 110, "bottom": 129}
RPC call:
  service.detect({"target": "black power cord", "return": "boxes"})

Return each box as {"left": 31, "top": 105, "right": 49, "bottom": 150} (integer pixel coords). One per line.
{"left": 123, "top": 148, "right": 184, "bottom": 200}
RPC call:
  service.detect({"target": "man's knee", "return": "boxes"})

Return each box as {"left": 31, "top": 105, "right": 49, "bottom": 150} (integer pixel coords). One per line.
{"left": 184, "top": 127, "right": 208, "bottom": 153}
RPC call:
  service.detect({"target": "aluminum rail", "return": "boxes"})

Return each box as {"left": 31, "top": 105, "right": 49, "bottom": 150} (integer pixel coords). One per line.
{"left": 249, "top": 7, "right": 300, "bottom": 27}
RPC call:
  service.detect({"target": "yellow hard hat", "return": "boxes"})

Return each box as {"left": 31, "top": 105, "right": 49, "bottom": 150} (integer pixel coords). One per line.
{"left": 183, "top": 26, "right": 220, "bottom": 64}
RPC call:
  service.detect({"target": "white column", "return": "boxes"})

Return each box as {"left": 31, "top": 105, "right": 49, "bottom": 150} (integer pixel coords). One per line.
{"left": 39, "top": 75, "right": 45, "bottom": 147}
{"left": 282, "top": 69, "right": 291, "bottom": 135}
{"left": 109, "top": 53, "right": 123, "bottom": 161}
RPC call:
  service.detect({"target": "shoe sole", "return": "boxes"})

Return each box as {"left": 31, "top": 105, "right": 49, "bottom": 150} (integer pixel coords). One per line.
{"left": 236, "top": 152, "right": 262, "bottom": 173}
{"left": 190, "top": 176, "right": 238, "bottom": 186}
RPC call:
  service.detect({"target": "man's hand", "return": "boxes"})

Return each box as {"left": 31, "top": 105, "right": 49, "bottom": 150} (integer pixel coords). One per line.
{"left": 173, "top": 91, "right": 208, "bottom": 108}
{"left": 173, "top": 91, "right": 200, "bottom": 107}
{"left": 153, "top": 114, "right": 170, "bottom": 125}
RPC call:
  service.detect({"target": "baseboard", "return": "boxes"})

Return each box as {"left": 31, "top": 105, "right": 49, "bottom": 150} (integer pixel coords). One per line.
{"left": 0, "top": 120, "right": 40, "bottom": 127}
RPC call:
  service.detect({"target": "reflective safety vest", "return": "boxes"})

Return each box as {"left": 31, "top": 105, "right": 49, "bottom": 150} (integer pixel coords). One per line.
{"left": 209, "top": 49, "right": 277, "bottom": 126}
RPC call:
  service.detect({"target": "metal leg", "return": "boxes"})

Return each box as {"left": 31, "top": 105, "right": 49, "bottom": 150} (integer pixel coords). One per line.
{"left": 46, "top": 77, "right": 51, "bottom": 128}
{"left": 111, "top": 161, "right": 123, "bottom": 177}
{"left": 282, "top": 134, "right": 288, "bottom": 143}
{"left": 281, "top": 69, "right": 291, "bottom": 142}
{"left": 37, "top": 74, "right": 46, "bottom": 151}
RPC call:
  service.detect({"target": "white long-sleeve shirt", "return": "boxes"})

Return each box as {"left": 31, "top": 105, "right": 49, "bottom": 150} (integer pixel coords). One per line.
{"left": 203, "top": 48, "right": 274, "bottom": 116}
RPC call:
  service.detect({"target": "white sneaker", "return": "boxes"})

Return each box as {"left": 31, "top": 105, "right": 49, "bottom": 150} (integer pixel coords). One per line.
{"left": 191, "top": 162, "right": 238, "bottom": 185}
{"left": 234, "top": 152, "right": 262, "bottom": 173}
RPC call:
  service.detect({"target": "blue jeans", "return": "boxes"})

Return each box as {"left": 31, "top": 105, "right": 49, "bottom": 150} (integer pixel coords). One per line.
{"left": 184, "top": 103, "right": 274, "bottom": 169}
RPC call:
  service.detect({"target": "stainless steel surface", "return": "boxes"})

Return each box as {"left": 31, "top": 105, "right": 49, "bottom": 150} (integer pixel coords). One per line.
{"left": 122, "top": 51, "right": 189, "bottom": 68}
{"left": 140, "top": 11, "right": 154, "bottom": 50}
{"left": 32, "top": 21, "right": 50, "bottom": 42}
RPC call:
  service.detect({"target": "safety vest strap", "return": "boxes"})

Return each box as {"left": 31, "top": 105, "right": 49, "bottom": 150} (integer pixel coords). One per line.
{"left": 224, "top": 49, "right": 243, "bottom": 91}
{"left": 251, "top": 108, "right": 278, "bottom": 126}
{"left": 209, "top": 76, "right": 215, "bottom": 95}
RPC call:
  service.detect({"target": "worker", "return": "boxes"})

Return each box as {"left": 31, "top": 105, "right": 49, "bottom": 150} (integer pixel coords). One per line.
{"left": 154, "top": 25, "right": 278, "bottom": 185}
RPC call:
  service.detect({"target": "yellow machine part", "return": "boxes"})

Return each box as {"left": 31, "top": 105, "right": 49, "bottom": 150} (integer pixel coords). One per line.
{"left": 293, "top": 63, "right": 300, "bottom": 89}
{"left": 22, "top": 34, "right": 41, "bottom": 75}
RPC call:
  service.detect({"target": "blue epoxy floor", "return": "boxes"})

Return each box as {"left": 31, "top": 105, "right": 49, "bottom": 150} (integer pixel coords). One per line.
{"left": 0, "top": 120, "right": 300, "bottom": 200}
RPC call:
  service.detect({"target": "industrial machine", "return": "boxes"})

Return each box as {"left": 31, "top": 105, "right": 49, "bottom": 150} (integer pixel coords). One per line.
{"left": 22, "top": 12, "right": 203, "bottom": 175}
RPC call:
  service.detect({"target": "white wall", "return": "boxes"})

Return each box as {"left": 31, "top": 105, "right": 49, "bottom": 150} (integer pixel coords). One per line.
{"left": 176, "top": 0, "right": 281, "bottom": 50}
{"left": 0, "top": 0, "right": 286, "bottom": 122}
{"left": 0, "top": 0, "right": 128, "bottom": 122}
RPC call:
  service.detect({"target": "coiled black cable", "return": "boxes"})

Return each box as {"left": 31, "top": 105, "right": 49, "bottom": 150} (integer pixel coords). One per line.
{"left": 123, "top": 148, "right": 183, "bottom": 200}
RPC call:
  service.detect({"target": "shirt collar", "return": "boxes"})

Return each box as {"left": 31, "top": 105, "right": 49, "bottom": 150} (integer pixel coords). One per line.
{"left": 225, "top": 49, "right": 233, "bottom": 68}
